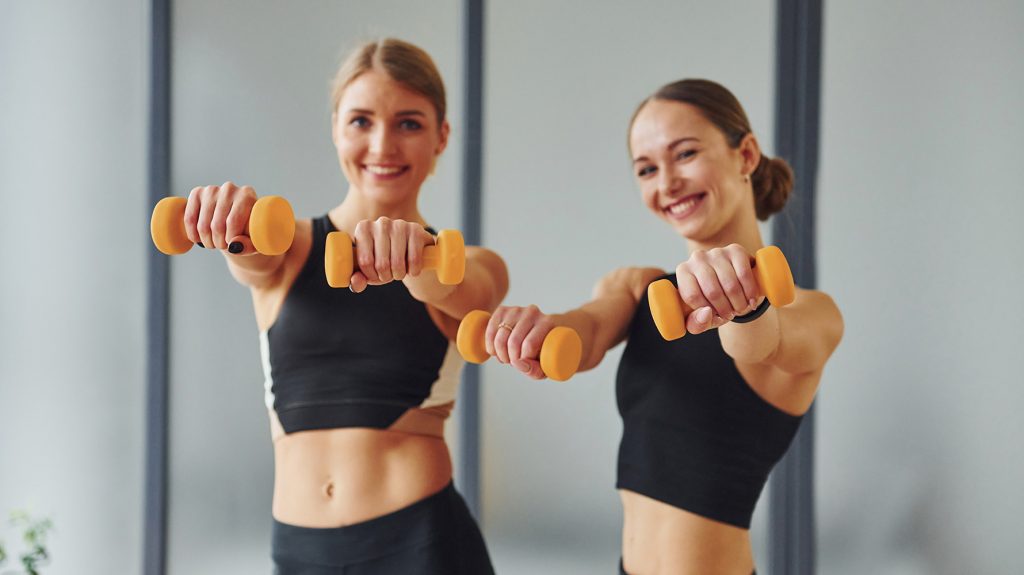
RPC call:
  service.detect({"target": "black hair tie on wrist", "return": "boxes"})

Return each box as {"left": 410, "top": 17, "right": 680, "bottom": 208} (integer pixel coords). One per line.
{"left": 731, "top": 298, "right": 771, "bottom": 324}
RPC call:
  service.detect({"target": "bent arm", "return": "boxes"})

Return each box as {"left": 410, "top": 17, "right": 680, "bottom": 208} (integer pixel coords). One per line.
{"left": 553, "top": 267, "right": 665, "bottom": 372}
{"left": 720, "top": 289, "right": 844, "bottom": 375}
{"left": 406, "top": 246, "right": 510, "bottom": 319}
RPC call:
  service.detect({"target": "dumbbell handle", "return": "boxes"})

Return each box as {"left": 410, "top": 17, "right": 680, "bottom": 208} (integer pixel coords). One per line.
{"left": 649, "top": 246, "right": 795, "bottom": 341}
{"left": 456, "top": 310, "right": 583, "bottom": 382}
{"left": 326, "top": 229, "right": 466, "bottom": 288}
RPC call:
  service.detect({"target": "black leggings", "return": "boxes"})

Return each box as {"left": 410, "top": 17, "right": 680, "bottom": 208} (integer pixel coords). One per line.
{"left": 272, "top": 483, "right": 494, "bottom": 575}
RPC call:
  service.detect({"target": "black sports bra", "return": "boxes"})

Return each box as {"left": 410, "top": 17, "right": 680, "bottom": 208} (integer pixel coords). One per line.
{"left": 259, "top": 215, "right": 463, "bottom": 435}
{"left": 615, "top": 273, "right": 804, "bottom": 528}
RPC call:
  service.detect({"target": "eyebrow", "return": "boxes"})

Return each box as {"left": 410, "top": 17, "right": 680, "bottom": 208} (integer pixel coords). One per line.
{"left": 346, "top": 108, "right": 427, "bottom": 117}
{"left": 632, "top": 137, "right": 700, "bottom": 164}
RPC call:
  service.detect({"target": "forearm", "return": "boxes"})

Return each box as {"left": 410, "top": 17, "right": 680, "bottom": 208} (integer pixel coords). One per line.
{"left": 224, "top": 252, "right": 286, "bottom": 289}
{"left": 553, "top": 293, "right": 635, "bottom": 372}
{"left": 404, "top": 248, "right": 508, "bottom": 319}
{"left": 551, "top": 307, "right": 606, "bottom": 372}
{"left": 720, "top": 291, "right": 844, "bottom": 374}
{"left": 718, "top": 305, "right": 781, "bottom": 365}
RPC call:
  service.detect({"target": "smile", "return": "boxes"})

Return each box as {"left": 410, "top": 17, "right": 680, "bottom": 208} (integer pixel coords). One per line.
{"left": 662, "top": 192, "right": 706, "bottom": 219}
{"left": 363, "top": 164, "right": 409, "bottom": 177}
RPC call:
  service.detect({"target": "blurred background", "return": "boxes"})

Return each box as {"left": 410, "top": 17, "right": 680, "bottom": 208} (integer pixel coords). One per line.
{"left": 1, "top": 0, "right": 1022, "bottom": 574}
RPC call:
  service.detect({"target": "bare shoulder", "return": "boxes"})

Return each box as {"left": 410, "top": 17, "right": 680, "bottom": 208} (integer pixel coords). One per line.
{"left": 250, "top": 218, "right": 314, "bottom": 330}
{"left": 594, "top": 266, "right": 668, "bottom": 302}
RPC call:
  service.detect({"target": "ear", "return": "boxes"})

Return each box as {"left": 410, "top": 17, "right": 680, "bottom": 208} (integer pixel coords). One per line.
{"left": 435, "top": 120, "right": 450, "bottom": 156}
{"left": 738, "top": 133, "right": 762, "bottom": 178}
{"left": 331, "top": 111, "right": 340, "bottom": 148}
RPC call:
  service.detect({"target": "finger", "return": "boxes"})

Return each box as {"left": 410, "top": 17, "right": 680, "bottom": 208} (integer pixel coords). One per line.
{"left": 675, "top": 269, "right": 710, "bottom": 318}
{"left": 710, "top": 255, "right": 749, "bottom": 316}
{"left": 225, "top": 235, "right": 255, "bottom": 256}
{"left": 225, "top": 186, "right": 255, "bottom": 242}
{"left": 373, "top": 219, "right": 393, "bottom": 284}
{"left": 491, "top": 309, "right": 516, "bottom": 364}
{"left": 390, "top": 222, "right": 408, "bottom": 281}
{"left": 693, "top": 263, "right": 733, "bottom": 321}
{"left": 686, "top": 306, "right": 716, "bottom": 335}
{"left": 519, "top": 314, "right": 551, "bottom": 363}
{"left": 506, "top": 314, "right": 536, "bottom": 365}
{"left": 353, "top": 221, "right": 379, "bottom": 284}
{"left": 729, "top": 250, "right": 761, "bottom": 312}
{"left": 349, "top": 271, "right": 368, "bottom": 293}
{"left": 484, "top": 311, "right": 503, "bottom": 357}
{"left": 406, "top": 232, "right": 422, "bottom": 277}
{"left": 184, "top": 187, "right": 203, "bottom": 246}
{"left": 514, "top": 358, "right": 547, "bottom": 380}
{"left": 195, "top": 185, "right": 218, "bottom": 249}
{"left": 210, "top": 186, "right": 234, "bottom": 250}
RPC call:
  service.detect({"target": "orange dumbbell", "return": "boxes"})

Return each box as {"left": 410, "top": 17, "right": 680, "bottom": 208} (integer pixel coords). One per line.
{"left": 324, "top": 229, "right": 466, "bottom": 288}
{"left": 150, "top": 196, "right": 295, "bottom": 256}
{"left": 648, "top": 246, "right": 796, "bottom": 341}
{"left": 456, "top": 310, "right": 583, "bottom": 382}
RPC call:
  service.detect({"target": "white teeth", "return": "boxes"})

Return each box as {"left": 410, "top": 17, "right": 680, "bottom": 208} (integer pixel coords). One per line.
{"left": 365, "top": 165, "right": 404, "bottom": 175}
{"left": 667, "top": 196, "right": 700, "bottom": 215}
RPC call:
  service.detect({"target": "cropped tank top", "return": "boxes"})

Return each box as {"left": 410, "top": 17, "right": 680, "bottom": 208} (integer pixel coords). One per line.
{"left": 260, "top": 215, "right": 463, "bottom": 436}
{"left": 615, "top": 273, "right": 804, "bottom": 529}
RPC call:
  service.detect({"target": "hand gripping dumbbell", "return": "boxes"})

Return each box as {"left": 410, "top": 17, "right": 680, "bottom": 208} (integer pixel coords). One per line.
{"left": 648, "top": 246, "right": 796, "bottom": 341}
{"left": 455, "top": 310, "right": 583, "bottom": 382}
{"left": 324, "top": 229, "right": 466, "bottom": 288}
{"left": 150, "top": 196, "right": 296, "bottom": 256}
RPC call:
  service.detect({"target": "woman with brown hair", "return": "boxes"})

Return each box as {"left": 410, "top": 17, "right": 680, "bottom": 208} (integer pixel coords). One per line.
{"left": 475, "top": 79, "right": 842, "bottom": 574}
{"left": 181, "top": 38, "right": 505, "bottom": 574}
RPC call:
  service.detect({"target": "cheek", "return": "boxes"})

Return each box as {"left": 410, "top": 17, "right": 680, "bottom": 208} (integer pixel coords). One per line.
{"left": 640, "top": 183, "right": 659, "bottom": 213}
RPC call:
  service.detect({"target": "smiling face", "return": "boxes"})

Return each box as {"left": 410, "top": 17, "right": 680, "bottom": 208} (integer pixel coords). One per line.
{"left": 629, "top": 99, "right": 759, "bottom": 241}
{"left": 332, "top": 68, "right": 449, "bottom": 210}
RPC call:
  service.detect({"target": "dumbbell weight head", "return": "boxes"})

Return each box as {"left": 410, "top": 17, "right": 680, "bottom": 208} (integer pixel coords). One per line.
{"left": 249, "top": 196, "right": 295, "bottom": 256}
{"left": 648, "top": 279, "right": 687, "bottom": 341}
{"left": 151, "top": 197, "right": 193, "bottom": 255}
{"left": 754, "top": 246, "right": 795, "bottom": 307}
{"left": 456, "top": 309, "right": 492, "bottom": 364}
{"left": 430, "top": 230, "right": 466, "bottom": 285}
{"left": 539, "top": 327, "right": 582, "bottom": 382}
{"left": 325, "top": 231, "right": 355, "bottom": 288}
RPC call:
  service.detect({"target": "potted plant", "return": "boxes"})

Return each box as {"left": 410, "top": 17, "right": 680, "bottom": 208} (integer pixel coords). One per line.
{"left": 0, "top": 511, "right": 52, "bottom": 575}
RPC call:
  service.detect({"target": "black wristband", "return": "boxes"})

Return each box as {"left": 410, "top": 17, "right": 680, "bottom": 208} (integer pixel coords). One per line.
{"left": 731, "top": 298, "right": 771, "bottom": 324}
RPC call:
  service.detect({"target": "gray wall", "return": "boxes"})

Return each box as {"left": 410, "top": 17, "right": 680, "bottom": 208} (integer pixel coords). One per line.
{"left": 4, "top": 1, "right": 1023, "bottom": 574}
{"left": 480, "top": 2, "right": 776, "bottom": 572}
{"left": 817, "top": 1, "right": 1024, "bottom": 574}
{"left": 0, "top": 1, "right": 147, "bottom": 574}
{"left": 166, "top": 2, "right": 463, "bottom": 573}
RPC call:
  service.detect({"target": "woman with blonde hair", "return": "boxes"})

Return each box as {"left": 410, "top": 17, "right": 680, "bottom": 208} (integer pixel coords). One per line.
{"left": 181, "top": 38, "right": 504, "bottom": 574}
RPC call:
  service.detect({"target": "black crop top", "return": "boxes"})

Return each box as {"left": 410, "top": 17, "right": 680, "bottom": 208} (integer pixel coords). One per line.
{"left": 615, "top": 274, "right": 804, "bottom": 529}
{"left": 259, "top": 215, "right": 462, "bottom": 434}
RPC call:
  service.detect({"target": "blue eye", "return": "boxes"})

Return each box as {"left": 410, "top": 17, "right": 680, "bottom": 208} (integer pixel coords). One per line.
{"left": 350, "top": 116, "right": 370, "bottom": 128}
{"left": 676, "top": 150, "right": 696, "bottom": 160}
{"left": 637, "top": 166, "right": 656, "bottom": 177}
{"left": 399, "top": 119, "right": 423, "bottom": 131}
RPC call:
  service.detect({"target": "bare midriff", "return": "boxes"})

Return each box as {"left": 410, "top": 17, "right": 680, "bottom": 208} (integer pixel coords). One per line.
{"left": 620, "top": 489, "right": 754, "bottom": 575}
{"left": 272, "top": 426, "right": 453, "bottom": 528}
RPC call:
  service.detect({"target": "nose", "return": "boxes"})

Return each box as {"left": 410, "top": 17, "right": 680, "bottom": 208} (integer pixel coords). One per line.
{"left": 369, "top": 124, "right": 397, "bottom": 156}
{"left": 656, "top": 165, "right": 681, "bottom": 198}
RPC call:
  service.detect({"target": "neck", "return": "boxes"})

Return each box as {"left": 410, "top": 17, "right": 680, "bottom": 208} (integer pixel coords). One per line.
{"left": 328, "top": 186, "right": 426, "bottom": 232}
{"left": 686, "top": 203, "right": 765, "bottom": 255}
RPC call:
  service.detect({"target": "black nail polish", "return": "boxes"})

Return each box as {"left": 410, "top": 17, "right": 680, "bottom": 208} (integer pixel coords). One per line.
{"left": 228, "top": 242, "right": 243, "bottom": 254}
{"left": 197, "top": 241, "right": 205, "bottom": 248}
